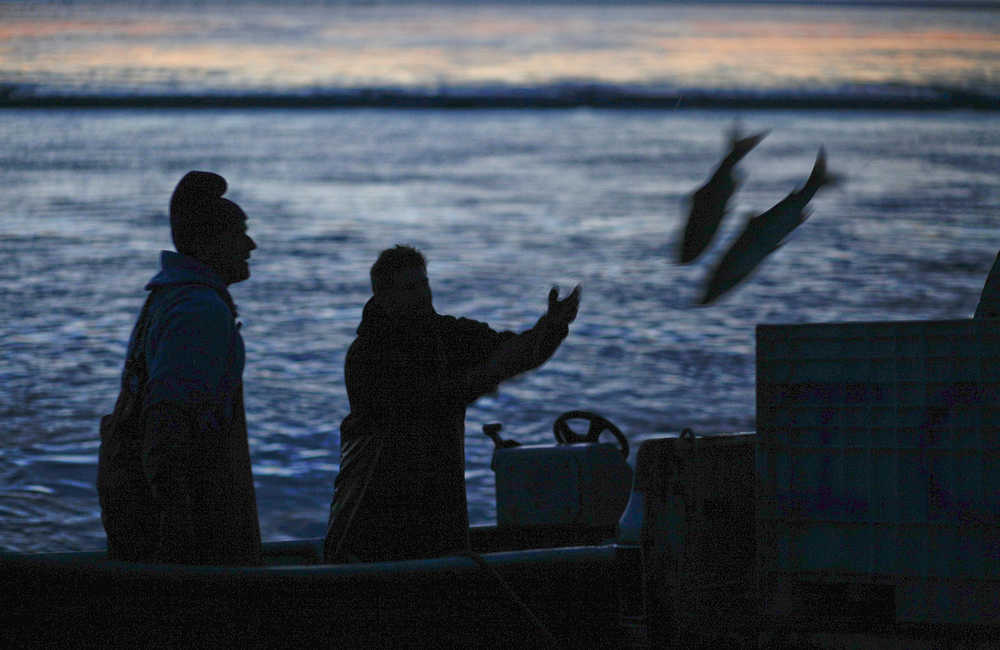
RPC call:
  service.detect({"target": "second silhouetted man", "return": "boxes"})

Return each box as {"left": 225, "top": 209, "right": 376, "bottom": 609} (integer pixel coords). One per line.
{"left": 324, "top": 245, "right": 580, "bottom": 563}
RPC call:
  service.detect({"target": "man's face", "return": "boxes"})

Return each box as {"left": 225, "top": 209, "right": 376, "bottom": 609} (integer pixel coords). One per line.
{"left": 378, "top": 266, "right": 433, "bottom": 320}
{"left": 207, "top": 219, "right": 256, "bottom": 285}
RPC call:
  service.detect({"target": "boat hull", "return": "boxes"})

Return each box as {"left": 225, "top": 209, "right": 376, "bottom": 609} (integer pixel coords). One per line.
{"left": 2, "top": 530, "right": 623, "bottom": 648}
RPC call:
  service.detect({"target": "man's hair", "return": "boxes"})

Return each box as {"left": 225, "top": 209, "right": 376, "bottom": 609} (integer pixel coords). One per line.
{"left": 370, "top": 245, "right": 427, "bottom": 295}
{"left": 170, "top": 170, "right": 247, "bottom": 256}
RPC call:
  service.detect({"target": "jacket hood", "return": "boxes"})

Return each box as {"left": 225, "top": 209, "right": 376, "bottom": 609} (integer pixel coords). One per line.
{"left": 146, "top": 250, "right": 236, "bottom": 315}
{"left": 356, "top": 296, "right": 438, "bottom": 339}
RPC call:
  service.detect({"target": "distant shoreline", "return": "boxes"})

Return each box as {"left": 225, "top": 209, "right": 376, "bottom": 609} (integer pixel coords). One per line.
{"left": 1, "top": 91, "right": 996, "bottom": 111}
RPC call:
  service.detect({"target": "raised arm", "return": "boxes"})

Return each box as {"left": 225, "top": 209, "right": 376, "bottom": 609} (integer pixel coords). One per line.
{"left": 465, "top": 285, "right": 581, "bottom": 397}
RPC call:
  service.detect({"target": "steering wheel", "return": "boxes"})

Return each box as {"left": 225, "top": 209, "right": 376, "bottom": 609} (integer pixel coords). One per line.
{"left": 552, "top": 410, "right": 629, "bottom": 459}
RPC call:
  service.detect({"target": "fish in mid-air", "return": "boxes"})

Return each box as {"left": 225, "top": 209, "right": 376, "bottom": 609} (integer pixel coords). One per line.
{"left": 678, "top": 126, "right": 769, "bottom": 264}
{"left": 699, "top": 147, "right": 840, "bottom": 305}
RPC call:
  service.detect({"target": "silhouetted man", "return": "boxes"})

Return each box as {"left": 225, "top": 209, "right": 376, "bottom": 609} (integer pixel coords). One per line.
{"left": 97, "top": 171, "right": 261, "bottom": 565}
{"left": 324, "top": 245, "right": 580, "bottom": 563}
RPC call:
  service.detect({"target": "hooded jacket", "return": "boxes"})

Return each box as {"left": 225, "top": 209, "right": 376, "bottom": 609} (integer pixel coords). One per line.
{"left": 324, "top": 298, "right": 567, "bottom": 563}
{"left": 129, "top": 250, "right": 261, "bottom": 565}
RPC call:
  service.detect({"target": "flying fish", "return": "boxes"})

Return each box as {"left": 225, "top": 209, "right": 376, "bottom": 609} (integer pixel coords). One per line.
{"left": 678, "top": 125, "right": 768, "bottom": 264}
{"left": 699, "top": 147, "right": 839, "bottom": 305}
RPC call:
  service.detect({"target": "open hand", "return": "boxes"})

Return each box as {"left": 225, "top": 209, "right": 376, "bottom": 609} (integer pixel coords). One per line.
{"left": 545, "top": 285, "right": 581, "bottom": 328}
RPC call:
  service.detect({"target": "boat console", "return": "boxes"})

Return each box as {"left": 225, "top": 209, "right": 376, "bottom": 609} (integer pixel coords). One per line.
{"left": 487, "top": 410, "right": 633, "bottom": 530}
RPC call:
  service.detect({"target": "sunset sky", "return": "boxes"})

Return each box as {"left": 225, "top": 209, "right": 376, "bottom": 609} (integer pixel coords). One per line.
{"left": 1, "top": 1, "right": 997, "bottom": 93}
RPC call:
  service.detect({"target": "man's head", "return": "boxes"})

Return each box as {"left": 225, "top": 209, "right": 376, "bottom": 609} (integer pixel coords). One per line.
{"left": 170, "top": 171, "right": 256, "bottom": 285}
{"left": 370, "top": 245, "right": 433, "bottom": 319}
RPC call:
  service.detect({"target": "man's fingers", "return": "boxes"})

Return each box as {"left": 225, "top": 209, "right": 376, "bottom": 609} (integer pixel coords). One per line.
{"left": 562, "top": 285, "right": 581, "bottom": 311}
{"left": 547, "top": 284, "right": 581, "bottom": 325}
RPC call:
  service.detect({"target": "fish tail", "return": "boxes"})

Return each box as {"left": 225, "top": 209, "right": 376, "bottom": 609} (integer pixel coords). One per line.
{"left": 726, "top": 128, "right": 769, "bottom": 165}
{"left": 805, "top": 146, "right": 842, "bottom": 191}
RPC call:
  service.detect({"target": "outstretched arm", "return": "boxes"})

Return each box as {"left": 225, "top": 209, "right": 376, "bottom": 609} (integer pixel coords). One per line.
{"left": 465, "top": 285, "right": 581, "bottom": 398}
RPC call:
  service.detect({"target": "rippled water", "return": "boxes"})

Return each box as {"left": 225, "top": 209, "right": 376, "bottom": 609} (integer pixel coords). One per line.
{"left": 1, "top": 108, "right": 998, "bottom": 551}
